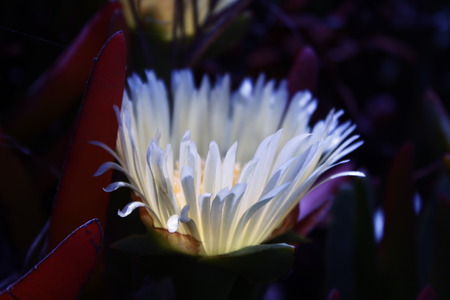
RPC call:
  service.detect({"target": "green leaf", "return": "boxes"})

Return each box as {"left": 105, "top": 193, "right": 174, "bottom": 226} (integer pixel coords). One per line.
{"left": 113, "top": 229, "right": 295, "bottom": 282}
{"left": 381, "top": 144, "right": 418, "bottom": 300}
{"left": 113, "top": 231, "right": 294, "bottom": 299}
{"left": 325, "top": 184, "right": 356, "bottom": 300}
{"left": 354, "top": 177, "right": 379, "bottom": 300}
{"left": 202, "top": 13, "right": 252, "bottom": 59}
{"left": 111, "top": 230, "right": 184, "bottom": 257}
{"left": 201, "top": 243, "right": 295, "bottom": 282}
{"left": 430, "top": 175, "right": 450, "bottom": 299}
{"left": 268, "top": 230, "right": 309, "bottom": 245}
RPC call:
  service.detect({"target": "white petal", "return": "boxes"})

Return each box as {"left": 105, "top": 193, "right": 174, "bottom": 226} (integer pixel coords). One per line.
{"left": 93, "top": 161, "right": 128, "bottom": 177}
{"left": 180, "top": 204, "right": 191, "bottom": 222}
{"left": 203, "top": 141, "right": 221, "bottom": 194}
{"left": 118, "top": 201, "right": 147, "bottom": 218}
{"left": 167, "top": 214, "right": 181, "bottom": 233}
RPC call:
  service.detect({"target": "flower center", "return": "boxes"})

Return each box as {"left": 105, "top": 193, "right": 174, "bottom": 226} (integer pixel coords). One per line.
{"left": 172, "top": 160, "right": 242, "bottom": 209}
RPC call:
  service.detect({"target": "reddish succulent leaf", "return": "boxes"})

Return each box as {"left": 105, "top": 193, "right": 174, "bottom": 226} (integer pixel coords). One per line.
{"left": 0, "top": 219, "right": 102, "bottom": 300}
{"left": 380, "top": 143, "right": 418, "bottom": 299}
{"left": 48, "top": 31, "right": 126, "bottom": 249}
{"left": 417, "top": 286, "right": 437, "bottom": 300}
{"left": 287, "top": 46, "right": 319, "bottom": 95}
{"left": 6, "top": 2, "right": 123, "bottom": 141}
{"left": 0, "top": 294, "right": 14, "bottom": 300}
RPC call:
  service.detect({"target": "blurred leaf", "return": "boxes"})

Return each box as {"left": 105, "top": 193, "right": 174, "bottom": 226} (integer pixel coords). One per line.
{"left": 325, "top": 184, "right": 355, "bottom": 300}
{"left": 416, "top": 285, "right": 437, "bottom": 300}
{"left": 325, "top": 176, "right": 378, "bottom": 300}
{"left": 422, "top": 90, "right": 450, "bottom": 152}
{"left": 353, "top": 177, "right": 378, "bottom": 300}
{"left": 327, "top": 289, "right": 341, "bottom": 300}
{"left": 380, "top": 143, "right": 418, "bottom": 300}
{"left": 0, "top": 130, "right": 45, "bottom": 258}
{"left": 200, "top": 13, "right": 252, "bottom": 60}
{"left": 287, "top": 46, "right": 319, "bottom": 95}
{"left": 6, "top": 2, "right": 123, "bottom": 142}
{"left": 48, "top": 31, "right": 126, "bottom": 249}
{"left": 445, "top": 154, "right": 450, "bottom": 172}
{"left": 417, "top": 179, "right": 436, "bottom": 287}
{"left": 0, "top": 219, "right": 102, "bottom": 300}
{"left": 185, "top": 0, "right": 252, "bottom": 67}
{"left": 431, "top": 175, "right": 450, "bottom": 299}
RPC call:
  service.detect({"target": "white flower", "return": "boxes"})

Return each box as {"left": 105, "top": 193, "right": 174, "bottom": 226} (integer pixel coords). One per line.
{"left": 95, "top": 70, "right": 364, "bottom": 256}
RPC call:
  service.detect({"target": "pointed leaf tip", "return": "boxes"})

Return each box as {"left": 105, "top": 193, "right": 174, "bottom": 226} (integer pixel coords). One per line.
{"left": 1, "top": 219, "right": 102, "bottom": 300}
{"left": 288, "top": 46, "right": 319, "bottom": 95}
{"left": 48, "top": 29, "right": 126, "bottom": 250}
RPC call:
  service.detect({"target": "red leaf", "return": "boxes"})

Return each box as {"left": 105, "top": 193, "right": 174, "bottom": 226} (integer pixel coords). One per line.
{"left": 0, "top": 219, "right": 102, "bottom": 300}
{"left": 48, "top": 31, "right": 126, "bottom": 249}
{"left": 287, "top": 46, "right": 319, "bottom": 95}
{"left": 6, "top": 2, "right": 123, "bottom": 141}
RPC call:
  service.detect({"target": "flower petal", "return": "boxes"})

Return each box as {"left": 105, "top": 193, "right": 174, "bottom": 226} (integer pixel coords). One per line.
{"left": 118, "top": 201, "right": 148, "bottom": 218}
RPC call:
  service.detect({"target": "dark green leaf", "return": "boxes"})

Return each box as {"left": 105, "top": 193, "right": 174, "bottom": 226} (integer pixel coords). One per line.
{"left": 381, "top": 144, "right": 418, "bottom": 300}
{"left": 201, "top": 243, "right": 295, "bottom": 282}
{"left": 354, "top": 177, "right": 379, "bottom": 300}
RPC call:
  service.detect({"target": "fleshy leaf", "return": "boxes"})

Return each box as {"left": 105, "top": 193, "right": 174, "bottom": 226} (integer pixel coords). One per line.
{"left": 353, "top": 177, "right": 379, "bottom": 300}
{"left": 201, "top": 243, "right": 295, "bottom": 282}
{"left": 325, "top": 176, "right": 378, "bottom": 300}
{"left": 0, "top": 219, "right": 102, "bottom": 300}
{"left": 112, "top": 230, "right": 191, "bottom": 257}
{"left": 380, "top": 143, "right": 418, "bottom": 299}
{"left": 422, "top": 90, "right": 450, "bottom": 153}
{"left": 287, "top": 46, "right": 319, "bottom": 95}
{"left": 431, "top": 176, "right": 450, "bottom": 299}
{"left": 325, "top": 184, "right": 356, "bottom": 299}
{"left": 113, "top": 229, "right": 294, "bottom": 283}
{"left": 47, "top": 31, "right": 126, "bottom": 249}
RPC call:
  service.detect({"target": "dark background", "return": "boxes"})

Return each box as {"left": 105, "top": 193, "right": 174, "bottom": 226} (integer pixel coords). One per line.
{"left": 1, "top": 0, "right": 450, "bottom": 299}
